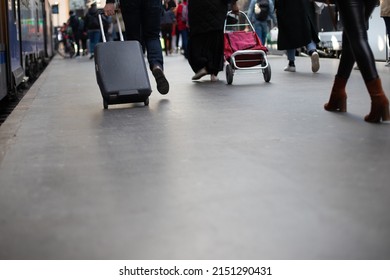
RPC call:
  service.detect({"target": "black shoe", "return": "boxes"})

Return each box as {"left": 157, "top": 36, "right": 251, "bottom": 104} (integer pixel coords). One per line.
{"left": 152, "top": 66, "right": 169, "bottom": 95}
{"left": 89, "top": 54, "right": 94, "bottom": 60}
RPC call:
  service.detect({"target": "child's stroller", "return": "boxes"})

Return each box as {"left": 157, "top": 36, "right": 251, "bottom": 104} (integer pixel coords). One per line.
{"left": 224, "top": 10, "right": 271, "bottom": 85}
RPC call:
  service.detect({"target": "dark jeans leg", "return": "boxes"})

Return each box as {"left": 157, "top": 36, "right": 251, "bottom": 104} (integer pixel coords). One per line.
{"left": 120, "top": 0, "right": 164, "bottom": 70}
{"left": 180, "top": 29, "right": 188, "bottom": 58}
{"left": 142, "top": 0, "right": 164, "bottom": 70}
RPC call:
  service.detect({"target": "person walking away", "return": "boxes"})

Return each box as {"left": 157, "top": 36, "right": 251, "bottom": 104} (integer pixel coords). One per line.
{"left": 247, "top": 0, "right": 277, "bottom": 45}
{"left": 161, "top": 0, "right": 176, "bottom": 56}
{"left": 104, "top": 0, "right": 169, "bottom": 95}
{"left": 176, "top": 0, "right": 189, "bottom": 58}
{"left": 78, "top": 16, "right": 88, "bottom": 55}
{"left": 84, "top": 3, "right": 101, "bottom": 59}
{"left": 324, "top": 0, "right": 390, "bottom": 123}
{"left": 381, "top": 0, "right": 390, "bottom": 66}
{"left": 275, "top": 0, "right": 320, "bottom": 73}
{"left": 67, "top": 10, "right": 80, "bottom": 56}
{"left": 188, "top": 0, "right": 237, "bottom": 82}
{"left": 174, "top": 1, "right": 182, "bottom": 53}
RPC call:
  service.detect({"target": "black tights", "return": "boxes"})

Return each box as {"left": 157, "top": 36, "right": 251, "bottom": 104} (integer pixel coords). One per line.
{"left": 335, "top": 0, "right": 378, "bottom": 82}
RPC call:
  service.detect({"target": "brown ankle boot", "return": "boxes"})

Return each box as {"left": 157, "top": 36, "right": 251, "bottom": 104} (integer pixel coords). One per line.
{"left": 324, "top": 76, "right": 347, "bottom": 112}
{"left": 364, "top": 78, "right": 390, "bottom": 123}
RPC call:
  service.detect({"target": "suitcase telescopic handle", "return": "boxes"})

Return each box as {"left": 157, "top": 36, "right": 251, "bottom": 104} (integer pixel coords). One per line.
{"left": 98, "top": 11, "right": 124, "bottom": 43}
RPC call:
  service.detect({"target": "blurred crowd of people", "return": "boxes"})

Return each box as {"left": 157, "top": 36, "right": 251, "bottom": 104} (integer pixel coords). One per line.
{"left": 59, "top": 0, "right": 389, "bottom": 123}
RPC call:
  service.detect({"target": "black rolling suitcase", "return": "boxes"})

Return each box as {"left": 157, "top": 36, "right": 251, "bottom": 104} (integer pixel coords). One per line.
{"left": 94, "top": 13, "right": 151, "bottom": 109}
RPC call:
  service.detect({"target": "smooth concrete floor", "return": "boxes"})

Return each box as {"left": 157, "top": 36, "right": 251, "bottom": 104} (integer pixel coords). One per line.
{"left": 0, "top": 52, "right": 389, "bottom": 260}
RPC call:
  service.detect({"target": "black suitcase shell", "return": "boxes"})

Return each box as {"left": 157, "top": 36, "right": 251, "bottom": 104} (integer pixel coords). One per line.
{"left": 94, "top": 40, "right": 152, "bottom": 109}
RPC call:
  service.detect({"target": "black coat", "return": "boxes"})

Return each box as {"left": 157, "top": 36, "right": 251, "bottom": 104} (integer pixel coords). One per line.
{"left": 84, "top": 6, "right": 100, "bottom": 31}
{"left": 275, "top": 0, "right": 320, "bottom": 50}
{"left": 188, "top": 0, "right": 230, "bottom": 35}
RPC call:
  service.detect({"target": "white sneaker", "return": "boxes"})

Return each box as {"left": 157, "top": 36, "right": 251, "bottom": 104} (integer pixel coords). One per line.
{"left": 311, "top": 51, "right": 320, "bottom": 73}
{"left": 284, "top": 65, "right": 296, "bottom": 72}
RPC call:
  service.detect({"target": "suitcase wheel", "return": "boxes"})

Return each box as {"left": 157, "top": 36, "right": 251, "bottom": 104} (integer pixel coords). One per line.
{"left": 226, "top": 63, "right": 233, "bottom": 85}
{"left": 144, "top": 98, "right": 149, "bottom": 106}
{"left": 103, "top": 99, "right": 108, "bottom": 109}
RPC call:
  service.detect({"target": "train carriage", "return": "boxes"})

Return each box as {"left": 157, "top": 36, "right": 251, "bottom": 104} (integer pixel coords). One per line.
{"left": 0, "top": 0, "right": 53, "bottom": 101}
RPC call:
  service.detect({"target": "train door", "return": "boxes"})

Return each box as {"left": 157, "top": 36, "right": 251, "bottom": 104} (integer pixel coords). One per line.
{"left": 43, "top": 0, "right": 53, "bottom": 58}
{"left": 7, "top": 0, "right": 24, "bottom": 89}
{"left": 20, "top": 0, "right": 35, "bottom": 75}
{"left": 1, "top": 0, "right": 24, "bottom": 99}
{"left": 36, "top": 0, "right": 45, "bottom": 60}
{"left": 0, "top": 1, "right": 7, "bottom": 99}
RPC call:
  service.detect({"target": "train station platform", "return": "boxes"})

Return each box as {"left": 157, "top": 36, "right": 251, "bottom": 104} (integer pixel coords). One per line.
{"left": 0, "top": 52, "right": 389, "bottom": 260}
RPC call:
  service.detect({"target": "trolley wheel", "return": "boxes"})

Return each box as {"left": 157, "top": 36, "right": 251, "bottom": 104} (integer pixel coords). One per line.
{"left": 263, "top": 63, "right": 271, "bottom": 83}
{"left": 144, "top": 97, "right": 149, "bottom": 106}
{"left": 103, "top": 99, "right": 108, "bottom": 109}
{"left": 226, "top": 63, "right": 233, "bottom": 85}
{"left": 67, "top": 41, "right": 76, "bottom": 58}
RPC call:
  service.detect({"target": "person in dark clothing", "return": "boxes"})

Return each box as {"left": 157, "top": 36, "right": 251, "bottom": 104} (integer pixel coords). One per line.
{"left": 188, "top": 0, "right": 237, "bottom": 81}
{"left": 275, "top": 0, "right": 320, "bottom": 72}
{"left": 161, "top": 0, "right": 176, "bottom": 55}
{"left": 324, "top": 0, "right": 389, "bottom": 123}
{"left": 177, "top": 0, "right": 189, "bottom": 58}
{"left": 68, "top": 10, "right": 80, "bottom": 56}
{"left": 84, "top": 3, "right": 101, "bottom": 59}
{"left": 78, "top": 16, "right": 88, "bottom": 55}
{"left": 104, "top": 0, "right": 169, "bottom": 95}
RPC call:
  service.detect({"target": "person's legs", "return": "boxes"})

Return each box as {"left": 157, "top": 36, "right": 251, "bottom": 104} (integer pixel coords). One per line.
{"left": 206, "top": 30, "right": 224, "bottom": 77}
{"left": 81, "top": 34, "right": 87, "bottom": 55}
{"left": 180, "top": 29, "right": 189, "bottom": 59}
{"left": 253, "top": 21, "right": 262, "bottom": 44}
{"left": 188, "top": 34, "right": 206, "bottom": 73}
{"left": 189, "top": 31, "right": 223, "bottom": 80}
{"left": 259, "top": 21, "right": 268, "bottom": 46}
{"left": 337, "top": 0, "right": 378, "bottom": 81}
{"left": 166, "top": 24, "right": 173, "bottom": 54}
{"left": 120, "top": 0, "right": 141, "bottom": 39}
{"left": 141, "top": 0, "right": 164, "bottom": 69}
{"left": 175, "top": 25, "right": 180, "bottom": 52}
{"left": 121, "top": 0, "right": 169, "bottom": 94}
{"left": 306, "top": 41, "right": 316, "bottom": 53}
{"left": 142, "top": 0, "right": 169, "bottom": 94}
{"left": 284, "top": 49, "right": 296, "bottom": 72}
{"left": 325, "top": 0, "right": 389, "bottom": 122}
{"left": 74, "top": 34, "right": 80, "bottom": 56}
{"left": 253, "top": 21, "right": 268, "bottom": 45}
{"left": 325, "top": 0, "right": 371, "bottom": 112}
{"left": 121, "top": 0, "right": 162, "bottom": 68}
{"left": 161, "top": 24, "right": 170, "bottom": 56}
{"left": 306, "top": 40, "right": 319, "bottom": 73}
{"left": 88, "top": 30, "right": 101, "bottom": 59}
